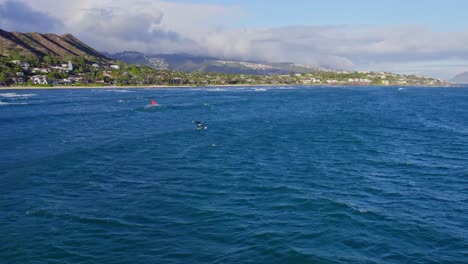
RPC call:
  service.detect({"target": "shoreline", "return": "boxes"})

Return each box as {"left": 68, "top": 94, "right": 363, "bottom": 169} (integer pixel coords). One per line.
{"left": 1, "top": 84, "right": 288, "bottom": 90}
{"left": 0, "top": 84, "right": 460, "bottom": 90}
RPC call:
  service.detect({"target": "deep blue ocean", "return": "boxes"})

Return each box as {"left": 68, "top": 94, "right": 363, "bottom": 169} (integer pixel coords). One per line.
{"left": 1, "top": 86, "right": 467, "bottom": 264}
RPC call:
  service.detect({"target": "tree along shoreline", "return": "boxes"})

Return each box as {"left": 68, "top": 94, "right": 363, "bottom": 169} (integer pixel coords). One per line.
{"left": 0, "top": 55, "right": 451, "bottom": 88}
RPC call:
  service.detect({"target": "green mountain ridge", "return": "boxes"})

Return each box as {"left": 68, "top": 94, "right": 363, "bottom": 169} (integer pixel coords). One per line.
{"left": 108, "top": 51, "right": 326, "bottom": 75}
{"left": 0, "top": 29, "right": 453, "bottom": 88}
{"left": 0, "top": 28, "right": 110, "bottom": 62}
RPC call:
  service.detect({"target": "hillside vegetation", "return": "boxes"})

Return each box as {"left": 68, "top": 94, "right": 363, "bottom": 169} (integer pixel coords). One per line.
{"left": 0, "top": 29, "right": 110, "bottom": 62}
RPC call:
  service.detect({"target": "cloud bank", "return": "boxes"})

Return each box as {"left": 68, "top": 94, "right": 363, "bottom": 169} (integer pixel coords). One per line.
{"left": 0, "top": 0, "right": 62, "bottom": 32}
{"left": 1, "top": 0, "right": 468, "bottom": 78}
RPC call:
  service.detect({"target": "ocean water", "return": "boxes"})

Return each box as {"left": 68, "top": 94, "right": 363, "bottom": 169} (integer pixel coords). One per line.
{"left": 1, "top": 86, "right": 467, "bottom": 264}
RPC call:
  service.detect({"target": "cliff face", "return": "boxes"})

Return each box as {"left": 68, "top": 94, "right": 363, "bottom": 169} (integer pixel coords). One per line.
{"left": 0, "top": 29, "right": 110, "bottom": 61}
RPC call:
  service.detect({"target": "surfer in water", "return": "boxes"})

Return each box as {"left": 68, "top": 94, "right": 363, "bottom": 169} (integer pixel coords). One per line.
{"left": 193, "top": 121, "right": 207, "bottom": 130}
{"left": 144, "top": 99, "right": 158, "bottom": 109}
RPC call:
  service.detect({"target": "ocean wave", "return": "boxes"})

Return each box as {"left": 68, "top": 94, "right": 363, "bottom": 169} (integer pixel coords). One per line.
{"left": 3, "top": 87, "right": 467, "bottom": 264}
{"left": 144, "top": 104, "right": 160, "bottom": 109}
{"left": 0, "top": 92, "right": 37, "bottom": 98}
{"left": 277, "top": 87, "right": 297, "bottom": 90}
{"left": 254, "top": 88, "right": 268, "bottom": 92}
{"left": 26, "top": 210, "right": 134, "bottom": 227}
{"left": 333, "top": 200, "right": 373, "bottom": 214}
{"left": 104, "top": 89, "right": 135, "bottom": 93}
{"left": 206, "top": 88, "right": 229, "bottom": 92}
{"left": 0, "top": 101, "right": 28, "bottom": 106}
{"left": 421, "top": 119, "right": 468, "bottom": 135}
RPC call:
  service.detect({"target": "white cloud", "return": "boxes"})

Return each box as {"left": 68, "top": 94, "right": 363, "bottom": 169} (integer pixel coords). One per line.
{"left": 0, "top": 0, "right": 63, "bottom": 32}
{"left": 2, "top": 0, "right": 468, "bottom": 79}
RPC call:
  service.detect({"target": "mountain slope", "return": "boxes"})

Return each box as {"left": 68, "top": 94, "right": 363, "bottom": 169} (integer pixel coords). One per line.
{"left": 0, "top": 29, "right": 110, "bottom": 62}
{"left": 451, "top": 72, "right": 468, "bottom": 84}
{"left": 110, "top": 51, "right": 325, "bottom": 75}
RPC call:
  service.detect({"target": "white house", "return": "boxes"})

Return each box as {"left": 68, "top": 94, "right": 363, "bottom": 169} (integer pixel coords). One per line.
{"left": 62, "top": 78, "right": 73, "bottom": 85}
{"left": 60, "top": 61, "right": 73, "bottom": 72}
{"left": 12, "top": 77, "right": 25, "bottom": 85}
{"left": 349, "top": 78, "right": 371, "bottom": 83}
{"left": 21, "top": 62, "right": 30, "bottom": 71}
{"left": 31, "top": 75, "right": 48, "bottom": 85}
{"left": 102, "top": 71, "right": 113, "bottom": 78}
{"left": 32, "top": 68, "right": 49, "bottom": 74}
{"left": 110, "top": 65, "right": 120, "bottom": 70}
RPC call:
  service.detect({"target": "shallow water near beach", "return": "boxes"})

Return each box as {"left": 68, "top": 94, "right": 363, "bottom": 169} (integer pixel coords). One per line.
{"left": 1, "top": 86, "right": 467, "bottom": 263}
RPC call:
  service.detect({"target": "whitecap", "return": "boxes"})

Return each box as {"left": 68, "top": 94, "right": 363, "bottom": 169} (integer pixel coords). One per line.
{"left": 144, "top": 104, "right": 160, "bottom": 109}
{"left": 105, "top": 89, "right": 135, "bottom": 93}
{"left": 254, "top": 88, "right": 268, "bottom": 92}
{"left": 278, "top": 87, "right": 297, "bottom": 90}
{"left": 0, "top": 92, "right": 37, "bottom": 98}
{"left": 335, "top": 200, "right": 371, "bottom": 214}
{"left": 207, "top": 88, "right": 229, "bottom": 92}
{"left": 0, "top": 101, "right": 27, "bottom": 106}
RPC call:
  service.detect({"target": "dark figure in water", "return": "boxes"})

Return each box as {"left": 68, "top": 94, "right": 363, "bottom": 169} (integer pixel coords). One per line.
{"left": 193, "top": 121, "right": 207, "bottom": 130}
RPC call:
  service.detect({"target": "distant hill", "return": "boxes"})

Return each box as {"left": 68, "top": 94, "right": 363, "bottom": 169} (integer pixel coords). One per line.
{"left": 451, "top": 72, "right": 468, "bottom": 84}
{"left": 0, "top": 28, "right": 111, "bottom": 62}
{"left": 108, "top": 51, "right": 325, "bottom": 75}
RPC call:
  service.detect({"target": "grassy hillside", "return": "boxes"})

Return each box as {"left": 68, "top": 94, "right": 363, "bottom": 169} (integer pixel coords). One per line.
{"left": 0, "top": 29, "right": 110, "bottom": 62}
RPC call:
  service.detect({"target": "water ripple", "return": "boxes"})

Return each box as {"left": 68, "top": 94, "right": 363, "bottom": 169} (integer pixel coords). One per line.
{"left": 1, "top": 87, "right": 467, "bottom": 263}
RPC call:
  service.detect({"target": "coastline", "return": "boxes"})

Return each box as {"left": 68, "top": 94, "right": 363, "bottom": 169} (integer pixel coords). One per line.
{"left": 0, "top": 84, "right": 459, "bottom": 90}
{"left": 0, "top": 85, "right": 197, "bottom": 90}
{"left": 0, "top": 84, "right": 292, "bottom": 90}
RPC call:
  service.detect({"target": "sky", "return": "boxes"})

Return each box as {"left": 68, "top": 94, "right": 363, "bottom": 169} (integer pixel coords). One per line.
{"left": 1, "top": 0, "right": 468, "bottom": 79}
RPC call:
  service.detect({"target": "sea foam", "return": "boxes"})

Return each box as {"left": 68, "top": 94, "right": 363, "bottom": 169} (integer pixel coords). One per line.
{"left": 0, "top": 93, "right": 37, "bottom": 98}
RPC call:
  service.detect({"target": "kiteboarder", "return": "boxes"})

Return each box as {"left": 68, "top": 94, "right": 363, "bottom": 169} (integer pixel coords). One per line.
{"left": 151, "top": 99, "right": 157, "bottom": 106}
{"left": 193, "top": 121, "right": 207, "bottom": 130}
